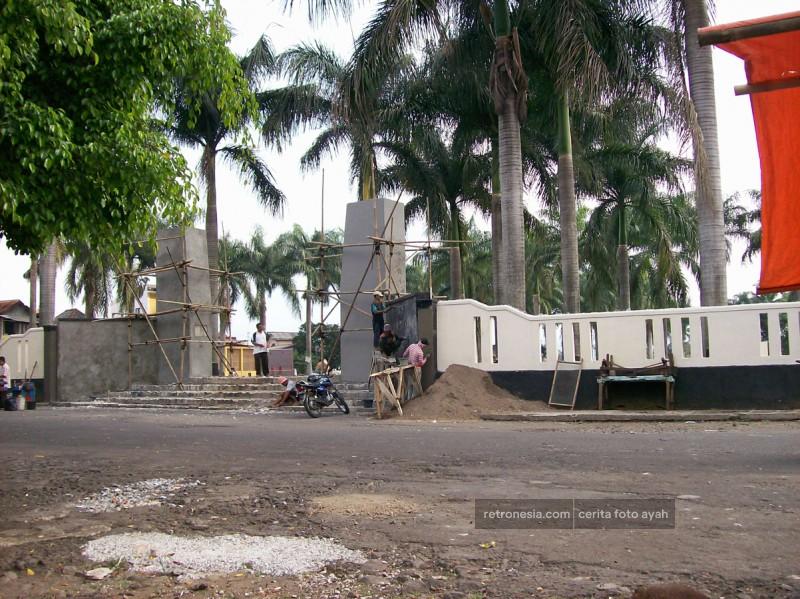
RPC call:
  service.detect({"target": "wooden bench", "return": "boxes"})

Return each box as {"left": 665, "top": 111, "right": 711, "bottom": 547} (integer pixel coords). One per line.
{"left": 597, "top": 355, "right": 676, "bottom": 410}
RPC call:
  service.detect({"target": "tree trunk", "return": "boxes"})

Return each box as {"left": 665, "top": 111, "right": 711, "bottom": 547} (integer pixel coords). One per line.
{"left": 498, "top": 94, "right": 526, "bottom": 311}
{"left": 203, "top": 144, "right": 221, "bottom": 344}
{"left": 490, "top": 140, "right": 503, "bottom": 305}
{"left": 259, "top": 296, "right": 267, "bottom": 328}
{"left": 305, "top": 294, "right": 313, "bottom": 375}
{"left": 29, "top": 256, "right": 38, "bottom": 327}
{"left": 84, "top": 286, "right": 95, "bottom": 320}
{"left": 39, "top": 242, "right": 58, "bottom": 326}
{"left": 557, "top": 93, "right": 580, "bottom": 314}
{"left": 683, "top": 0, "right": 727, "bottom": 306}
{"left": 448, "top": 200, "right": 464, "bottom": 300}
{"left": 449, "top": 247, "right": 463, "bottom": 300}
{"left": 360, "top": 151, "right": 377, "bottom": 201}
{"left": 616, "top": 245, "right": 631, "bottom": 311}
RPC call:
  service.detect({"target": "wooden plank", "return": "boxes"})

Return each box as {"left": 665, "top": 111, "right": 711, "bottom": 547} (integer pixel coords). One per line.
{"left": 698, "top": 14, "right": 800, "bottom": 46}
{"left": 734, "top": 77, "right": 800, "bottom": 96}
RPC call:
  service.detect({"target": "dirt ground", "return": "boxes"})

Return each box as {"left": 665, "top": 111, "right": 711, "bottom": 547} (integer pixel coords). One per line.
{"left": 399, "top": 364, "right": 551, "bottom": 420}
{"left": 0, "top": 408, "right": 798, "bottom": 599}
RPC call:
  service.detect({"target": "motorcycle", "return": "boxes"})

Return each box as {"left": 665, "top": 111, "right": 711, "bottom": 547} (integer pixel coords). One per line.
{"left": 296, "top": 374, "right": 350, "bottom": 418}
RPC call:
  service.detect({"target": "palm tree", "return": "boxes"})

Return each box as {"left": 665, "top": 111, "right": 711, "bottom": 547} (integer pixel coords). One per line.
{"left": 64, "top": 242, "right": 116, "bottom": 319}
{"left": 167, "top": 36, "right": 286, "bottom": 339}
{"left": 525, "top": 210, "right": 563, "bottom": 315}
{"left": 527, "top": 0, "right": 679, "bottom": 313}
{"left": 724, "top": 190, "right": 761, "bottom": 265}
{"left": 489, "top": 1, "right": 528, "bottom": 310}
{"left": 278, "top": 0, "right": 528, "bottom": 309}
{"left": 38, "top": 241, "right": 62, "bottom": 326}
{"left": 268, "top": 42, "right": 414, "bottom": 201}
{"left": 24, "top": 255, "right": 38, "bottom": 327}
{"left": 582, "top": 99, "right": 692, "bottom": 310}
{"left": 382, "top": 129, "right": 491, "bottom": 299}
{"left": 221, "top": 228, "right": 300, "bottom": 327}
{"left": 677, "top": 0, "right": 727, "bottom": 306}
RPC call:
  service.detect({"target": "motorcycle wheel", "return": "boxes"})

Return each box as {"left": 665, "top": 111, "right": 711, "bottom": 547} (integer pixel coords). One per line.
{"left": 304, "top": 394, "right": 322, "bottom": 418}
{"left": 333, "top": 392, "right": 350, "bottom": 414}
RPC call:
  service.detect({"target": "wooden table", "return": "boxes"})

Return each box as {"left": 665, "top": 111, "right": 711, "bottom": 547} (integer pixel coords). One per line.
{"left": 597, "top": 374, "right": 676, "bottom": 410}
{"left": 370, "top": 364, "right": 423, "bottom": 419}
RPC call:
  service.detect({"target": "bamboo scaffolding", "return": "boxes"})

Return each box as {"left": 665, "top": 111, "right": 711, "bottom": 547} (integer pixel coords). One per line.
{"left": 165, "top": 247, "right": 237, "bottom": 377}
{"left": 129, "top": 337, "right": 190, "bottom": 346}
{"left": 118, "top": 270, "right": 183, "bottom": 389}
{"left": 119, "top": 261, "right": 191, "bottom": 278}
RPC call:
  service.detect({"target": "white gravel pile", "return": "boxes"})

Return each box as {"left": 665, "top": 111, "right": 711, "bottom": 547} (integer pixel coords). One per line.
{"left": 83, "top": 532, "right": 365, "bottom": 578}
{"left": 75, "top": 478, "right": 202, "bottom": 512}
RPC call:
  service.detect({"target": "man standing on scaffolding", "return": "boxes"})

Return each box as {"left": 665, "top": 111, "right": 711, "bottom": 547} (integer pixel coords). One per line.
{"left": 371, "top": 291, "right": 391, "bottom": 348}
{"left": 252, "top": 322, "right": 270, "bottom": 376}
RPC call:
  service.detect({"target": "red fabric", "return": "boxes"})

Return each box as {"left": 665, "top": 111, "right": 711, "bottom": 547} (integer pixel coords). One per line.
{"left": 705, "top": 13, "right": 800, "bottom": 293}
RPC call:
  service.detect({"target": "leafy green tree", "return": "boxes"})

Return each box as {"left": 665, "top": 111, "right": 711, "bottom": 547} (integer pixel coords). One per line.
{"left": 1, "top": 1, "right": 250, "bottom": 256}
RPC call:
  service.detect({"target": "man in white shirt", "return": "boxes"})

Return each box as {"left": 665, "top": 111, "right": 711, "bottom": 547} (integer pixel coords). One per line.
{"left": 252, "top": 323, "right": 270, "bottom": 376}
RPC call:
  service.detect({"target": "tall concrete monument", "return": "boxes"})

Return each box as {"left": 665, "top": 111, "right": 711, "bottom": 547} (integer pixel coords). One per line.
{"left": 155, "top": 227, "right": 213, "bottom": 383}
{"left": 340, "top": 198, "right": 406, "bottom": 383}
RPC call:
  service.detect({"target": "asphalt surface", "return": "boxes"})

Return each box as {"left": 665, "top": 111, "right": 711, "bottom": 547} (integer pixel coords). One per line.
{"left": 1, "top": 407, "right": 799, "bottom": 598}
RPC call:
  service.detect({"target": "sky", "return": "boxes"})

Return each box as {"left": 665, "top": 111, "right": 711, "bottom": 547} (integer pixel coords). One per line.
{"left": 1, "top": 0, "right": 796, "bottom": 339}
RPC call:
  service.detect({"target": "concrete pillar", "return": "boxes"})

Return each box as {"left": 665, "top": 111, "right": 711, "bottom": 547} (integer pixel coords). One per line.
{"left": 156, "top": 228, "right": 212, "bottom": 384}
{"left": 340, "top": 198, "right": 406, "bottom": 383}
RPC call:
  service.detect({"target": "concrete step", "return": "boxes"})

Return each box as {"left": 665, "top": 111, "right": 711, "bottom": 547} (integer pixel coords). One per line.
{"left": 59, "top": 400, "right": 372, "bottom": 415}
{"left": 131, "top": 383, "right": 283, "bottom": 392}
{"left": 98, "top": 393, "right": 366, "bottom": 409}
{"left": 107, "top": 389, "right": 283, "bottom": 399}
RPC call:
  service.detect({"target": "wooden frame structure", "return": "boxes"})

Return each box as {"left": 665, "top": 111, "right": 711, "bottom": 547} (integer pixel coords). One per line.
{"left": 370, "top": 363, "right": 423, "bottom": 419}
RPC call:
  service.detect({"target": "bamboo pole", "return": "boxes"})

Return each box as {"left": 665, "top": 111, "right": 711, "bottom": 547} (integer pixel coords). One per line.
{"left": 118, "top": 272, "right": 183, "bottom": 389}
{"left": 118, "top": 262, "right": 191, "bottom": 277}
{"left": 165, "top": 247, "right": 236, "bottom": 377}
{"left": 319, "top": 169, "right": 326, "bottom": 366}
{"left": 127, "top": 316, "right": 132, "bottom": 390}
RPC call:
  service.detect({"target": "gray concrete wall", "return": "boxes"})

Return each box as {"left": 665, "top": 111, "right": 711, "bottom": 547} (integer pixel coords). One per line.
{"left": 56, "top": 319, "right": 159, "bottom": 402}
{"left": 385, "top": 294, "right": 419, "bottom": 351}
{"left": 340, "top": 198, "right": 406, "bottom": 383}
{"left": 156, "top": 227, "right": 212, "bottom": 384}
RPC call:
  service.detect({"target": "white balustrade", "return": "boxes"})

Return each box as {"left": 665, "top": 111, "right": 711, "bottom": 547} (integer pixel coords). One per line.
{"left": 437, "top": 300, "right": 800, "bottom": 371}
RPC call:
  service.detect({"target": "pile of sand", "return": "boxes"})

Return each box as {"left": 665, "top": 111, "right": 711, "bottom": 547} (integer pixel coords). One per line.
{"left": 399, "top": 364, "right": 551, "bottom": 420}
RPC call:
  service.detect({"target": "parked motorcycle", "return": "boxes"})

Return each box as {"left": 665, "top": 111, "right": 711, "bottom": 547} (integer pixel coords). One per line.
{"left": 297, "top": 374, "right": 349, "bottom": 418}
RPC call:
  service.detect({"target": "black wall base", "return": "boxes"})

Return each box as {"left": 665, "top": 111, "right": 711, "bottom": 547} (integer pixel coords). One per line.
{"left": 489, "top": 365, "right": 800, "bottom": 410}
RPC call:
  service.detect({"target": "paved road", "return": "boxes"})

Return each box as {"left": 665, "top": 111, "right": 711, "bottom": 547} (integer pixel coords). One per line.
{"left": 1, "top": 408, "right": 798, "bottom": 597}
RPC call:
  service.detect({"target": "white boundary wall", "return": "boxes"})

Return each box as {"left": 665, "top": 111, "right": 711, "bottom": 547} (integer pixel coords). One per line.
{"left": 437, "top": 300, "right": 800, "bottom": 371}
{"left": 0, "top": 327, "right": 44, "bottom": 379}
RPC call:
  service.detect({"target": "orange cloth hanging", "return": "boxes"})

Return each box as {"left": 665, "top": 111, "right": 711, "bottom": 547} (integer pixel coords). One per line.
{"left": 702, "top": 12, "right": 800, "bottom": 293}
